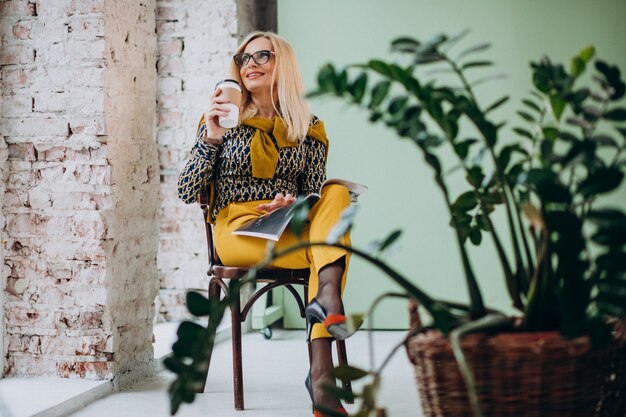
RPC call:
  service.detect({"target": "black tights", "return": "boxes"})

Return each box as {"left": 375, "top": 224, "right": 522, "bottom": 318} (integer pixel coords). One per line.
{"left": 309, "top": 256, "right": 346, "bottom": 409}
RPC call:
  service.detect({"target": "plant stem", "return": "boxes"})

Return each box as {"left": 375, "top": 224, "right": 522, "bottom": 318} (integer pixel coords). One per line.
{"left": 269, "top": 241, "right": 454, "bottom": 322}
{"left": 450, "top": 313, "right": 513, "bottom": 417}
{"left": 513, "top": 196, "right": 534, "bottom": 293}
{"left": 447, "top": 54, "right": 531, "bottom": 292}
{"left": 480, "top": 200, "right": 524, "bottom": 310}
{"left": 365, "top": 292, "right": 409, "bottom": 371}
{"left": 421, "top": 142, "right": 486, "bottom": 319}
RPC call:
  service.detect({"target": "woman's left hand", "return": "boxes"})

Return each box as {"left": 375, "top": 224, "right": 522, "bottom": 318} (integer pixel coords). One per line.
{"left": 256, "top": 193, "right": 296, "bottom": 213}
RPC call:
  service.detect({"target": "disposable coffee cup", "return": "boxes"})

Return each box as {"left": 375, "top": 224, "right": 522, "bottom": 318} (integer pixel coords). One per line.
{"left": 215, "top": 79, "right": 242, "bottom": 129}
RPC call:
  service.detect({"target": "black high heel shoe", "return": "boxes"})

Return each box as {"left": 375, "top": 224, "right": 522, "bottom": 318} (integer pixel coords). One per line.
{"left": 304, "top": 298, "right": 352, "bottom": 341}
{"left": 305, "top": 369, "right": 348, "bottom": 417}
{"left": 305, "top": 369, "right": 314, "bottom": 403}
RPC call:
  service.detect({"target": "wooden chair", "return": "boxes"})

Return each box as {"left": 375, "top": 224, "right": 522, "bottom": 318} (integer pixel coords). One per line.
{"left": 197, "top": 193, "right": 354, "bottom": 410}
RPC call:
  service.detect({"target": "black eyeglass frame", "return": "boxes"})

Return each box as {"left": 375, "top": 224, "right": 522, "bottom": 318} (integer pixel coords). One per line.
{"left": 233, "top": 50, "right": 276, "bottom": 68}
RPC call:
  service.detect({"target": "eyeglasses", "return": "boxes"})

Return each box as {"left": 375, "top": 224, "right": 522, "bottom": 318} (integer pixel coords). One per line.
{"left": 233, "top": 50, "right": 275, "bottom": 68}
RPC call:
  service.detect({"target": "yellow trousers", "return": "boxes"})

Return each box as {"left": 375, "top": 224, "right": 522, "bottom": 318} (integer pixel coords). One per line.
{"left": 214, "top": 184, "right": 352, "bottom": 340}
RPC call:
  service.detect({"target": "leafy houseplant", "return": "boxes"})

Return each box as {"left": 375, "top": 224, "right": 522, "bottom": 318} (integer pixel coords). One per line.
{"left": 306, "top": 32, "right": 626, "bottom": 416}
{"left": 164, "top": 32, "right": 626, "bottom": 417}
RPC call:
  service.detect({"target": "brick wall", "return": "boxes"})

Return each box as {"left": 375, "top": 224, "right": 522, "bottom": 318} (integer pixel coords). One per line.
{"left": 1, "top": 0, "right": 112, "bottom": 379}
{"left": 102, "top": 0, "right": 159, "bottom": 387}
{"left": 0, "top": 6, "right": 6, "bottom": 370}
{"left": 155, "top": 0, "right": 276, "bottom": 322}
{"left": 0, "top": 0, "right": 274, "bottom": 380}
{"left": 0, "top": 0, "right": 159, "bottom": 384}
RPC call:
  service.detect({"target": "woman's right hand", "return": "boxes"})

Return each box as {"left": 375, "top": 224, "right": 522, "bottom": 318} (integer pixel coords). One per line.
{"left": 202, "top": 88, "right": 231, "bottom": 145}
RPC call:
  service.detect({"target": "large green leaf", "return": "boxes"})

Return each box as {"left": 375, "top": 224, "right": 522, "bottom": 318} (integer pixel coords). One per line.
{"left": 461, "top": 60, "right": 493, "bottom": 70}
{"left": 379, "top": 229, "right": 403, "bottom": 252}
{"left": 388, "top": 96, "right": 409, "bottom": 115}
{"left": 587, "top": 208, "right": 626, "bottom": 227}
{"left": 604, "top": 107, "right": 626, "bottom": 121}
{"left": 349, "top": 72, "right": 368, "bottom": 103}
{"left": 317, "top": 64, "right": 337, "bottom": 93}
{"left": 518, "top": 168, "right": 572, "bottom": 203}
{"left": 522, "top": 98, "right": 542, "bottom": 113}
{"left": 596, "top": 251, "right": 626, "bottom": 272}
{"left": 595, "top": 60, "right": 625, "bottom": 100}
{"left": 331, "top": 364, "right": 369, "bottom": 381}
{"left": 163, "top": 356, "right": 189, "bottom": 375}
{"left": 186, "top": 291, "right": 213, "bottom": 317}
{"left": 570, "top": 45, "right": 595, "bottom": 78}
{"left": 176, "top": 321, "right": 205, "bottom": 339}
{"left": 453, "top": 191, "right": 478, "bottom": 212}
{"left": 391, "top": 36, "right": 421, "bottom": 53}
{"left": 456, "top": 42, "right": 491, "bottom": 60}
{"left": 367, "top": 60, "right": 393, "bottom": 77}
{"left": 590, "top": 134, "right": 618, "bottom": 148}
{"left": 549, "top": 94, "right": 566, "bottom": 121}
{"left": 592, "top": 226, "right": 626, "bottom": 246}
{"left": 469, "top": 227, "right": 482, "bottom": 245}
{"left": 513, "top": 127, "right": 533, "bottom": 139}
{"left": 485, "top": 96, "right": 509, "bottom": 113}
{"left": 334, "top": 69, "right": 349, "bottom": 94}
{"left": 369, "top": 80, "right": 391, "bottom": 109}
{"left": 466, "top": 166, "right": 485, "bottom": 188}
{"left": 578, "top": 167, "right": 624, "bottom": 196}
{"left": 517, "top": 111, "right": 536, "bottom": 123}
{"left": 454, "top": 138, "right": 477, "bottom": 159}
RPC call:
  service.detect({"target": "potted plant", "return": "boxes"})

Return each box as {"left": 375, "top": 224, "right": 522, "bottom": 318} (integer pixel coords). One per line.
{"left": 305, "top": 32, "right": 626, "bottom": 417}
{"left": 164, "top": 32, "right": 626, "bottom": 417}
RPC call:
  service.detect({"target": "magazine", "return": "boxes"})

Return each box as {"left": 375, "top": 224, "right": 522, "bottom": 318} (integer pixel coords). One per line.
{"left": 232, "top": 179, "right": 368, "bottom": 241}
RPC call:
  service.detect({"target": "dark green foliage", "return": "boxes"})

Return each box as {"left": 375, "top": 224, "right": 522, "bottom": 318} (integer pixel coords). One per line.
{"left": 166, "top": 34, "right": 626, "bottom": 416}
{"left": 312, "top": 36, "right": 626, "bottom": 347}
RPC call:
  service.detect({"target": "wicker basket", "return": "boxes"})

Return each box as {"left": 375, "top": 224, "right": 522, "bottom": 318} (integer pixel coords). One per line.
{"left": 405, "top": 319, "right": 626, "bottom": 417}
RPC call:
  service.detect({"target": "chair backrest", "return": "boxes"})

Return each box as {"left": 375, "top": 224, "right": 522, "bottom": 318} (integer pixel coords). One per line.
{"left": 197, "top": 191, "right": 310, "bottom": 282}
{"left": 198, "top": 191, "right": 219, "bottom": 272}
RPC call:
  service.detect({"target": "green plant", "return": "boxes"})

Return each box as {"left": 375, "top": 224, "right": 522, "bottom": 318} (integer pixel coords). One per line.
{"left": 307, "top": 31, "right": 626, "bottom": 415}
{"left": 164, "top": 32, "right": 626, "bottom": 417}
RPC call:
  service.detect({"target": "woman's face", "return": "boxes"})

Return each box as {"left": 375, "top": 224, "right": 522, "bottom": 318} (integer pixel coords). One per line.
{"left": 239, "top": 37, "right": 276, "bottom": 95}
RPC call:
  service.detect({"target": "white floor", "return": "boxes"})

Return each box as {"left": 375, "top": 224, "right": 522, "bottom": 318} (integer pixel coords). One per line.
{"left": 67, "top": 329, "right": 422, "bottom": 417}
{"left": 0, "top": 377, "right": 112, "bottom": 417}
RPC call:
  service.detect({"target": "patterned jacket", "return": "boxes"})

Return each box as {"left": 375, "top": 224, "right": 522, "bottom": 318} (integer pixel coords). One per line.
{"left": 177, "top": 116, "right": 328, "bottom": 221}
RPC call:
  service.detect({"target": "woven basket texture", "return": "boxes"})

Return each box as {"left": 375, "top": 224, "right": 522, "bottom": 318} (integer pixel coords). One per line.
{"left": 406, "top": 329, "right": 626, "bottom": 417}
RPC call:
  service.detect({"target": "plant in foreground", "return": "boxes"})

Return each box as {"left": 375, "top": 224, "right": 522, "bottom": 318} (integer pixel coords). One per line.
{"left": 165, "top": 32, "right": 626, "bottom": 417}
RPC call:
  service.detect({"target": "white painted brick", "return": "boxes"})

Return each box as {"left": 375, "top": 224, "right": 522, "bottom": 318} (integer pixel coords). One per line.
{"left": 68, "top": 16, "right": 104, "bottom": 40}
{"left": 0, "top": 1, "right": 32, "bottom": 17}
{"left": 2, "top": 67, "right": 32, "bottom": 89}
{"left": 33, "top": 92, "right": 68, "bottom": 113}
{"left": 2, "top": 94, "right": 33, "bottom": 117}
{"left": 0, "top": 44, "right": 35, "bottom": 65}
{"left": 67, "top": 115, "right": 106, "bottom": 135}
{"left": 3, "top": 117, "right": 69, "bottom": 137}
{"left": 29, "top": 18, "right": 69, "bottom": 42}
{"left": 66, "top": 87, "right": 105, "bottom": 115}
{"left": 156, "top": 76, "right": 182, "bottom": 95}
{"left": 37, "top": 0, "right": 73, "bottom": 18}
{"left": 72, "top": 39, "right": 105, "bottom": 63}
{"left": 72, "top": 0, "right": 105, "bottom": 15}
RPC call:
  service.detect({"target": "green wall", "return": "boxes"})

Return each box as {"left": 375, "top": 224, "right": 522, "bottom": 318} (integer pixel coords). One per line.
{"left": 277, "top": 0, "right": 626, "bottom": 329}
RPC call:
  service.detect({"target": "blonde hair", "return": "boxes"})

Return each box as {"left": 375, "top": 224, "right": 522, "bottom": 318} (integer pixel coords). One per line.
{"left": 229, "top": 31, "right": 311, "bottom": 142}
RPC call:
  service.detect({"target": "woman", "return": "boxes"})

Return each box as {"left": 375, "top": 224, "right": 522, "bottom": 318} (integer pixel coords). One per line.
{"left": 177, "top": 31, "right": 352, "bottom": 416}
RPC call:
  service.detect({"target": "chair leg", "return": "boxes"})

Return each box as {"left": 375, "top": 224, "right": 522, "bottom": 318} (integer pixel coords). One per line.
{"left": 336, "top": 340, "right": 354, "bottom": 404}
{"left": 197, "top": 279, "right": 223, "bottom": 393}
{"left": 231, "top": 285, "right": 245, "bottom": 410}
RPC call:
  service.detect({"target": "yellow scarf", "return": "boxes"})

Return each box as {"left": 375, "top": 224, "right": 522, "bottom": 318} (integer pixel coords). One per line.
{"left": 242, "top": 116, "right": 329, "bottom": 179}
